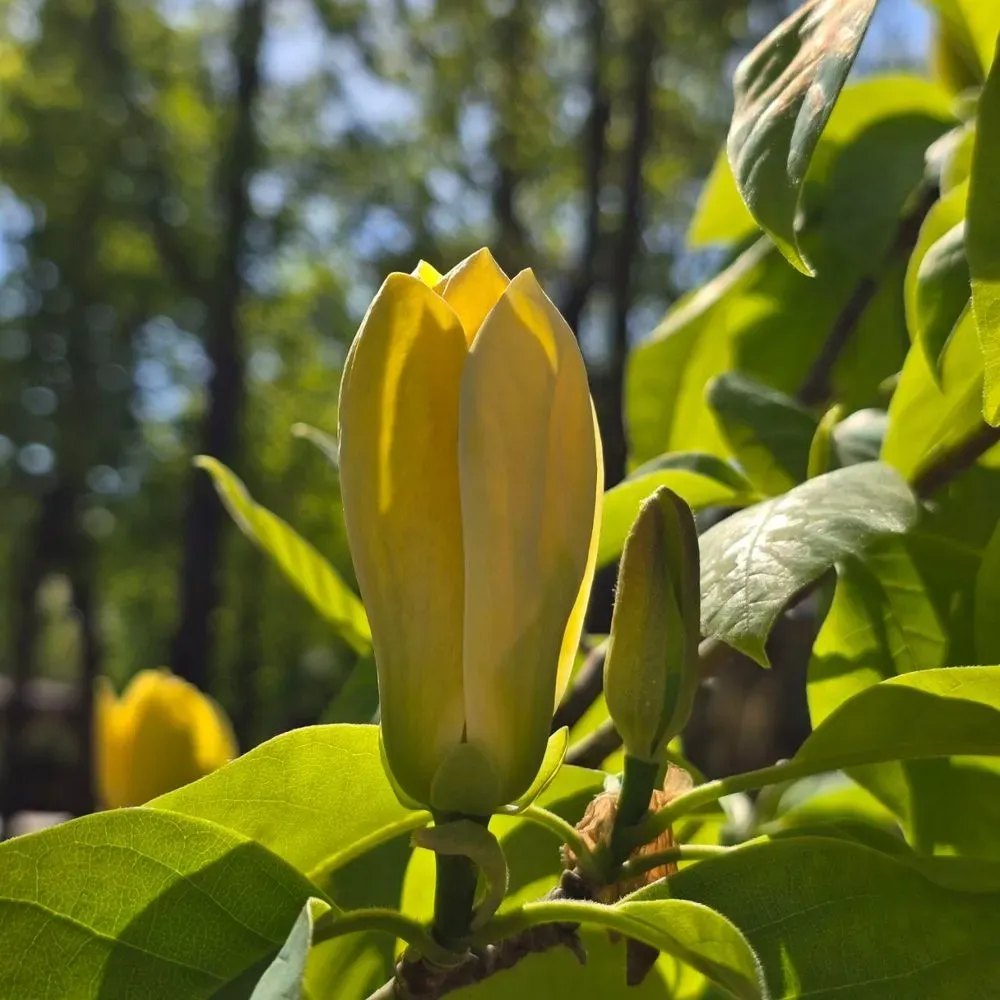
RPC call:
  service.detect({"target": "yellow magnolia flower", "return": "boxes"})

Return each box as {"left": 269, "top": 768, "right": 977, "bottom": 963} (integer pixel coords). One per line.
{"left": 95, "top": 669, "right": 237, "bottom": 808}
{"left": 339, "top": 248, "right": 602, "bottom": 815}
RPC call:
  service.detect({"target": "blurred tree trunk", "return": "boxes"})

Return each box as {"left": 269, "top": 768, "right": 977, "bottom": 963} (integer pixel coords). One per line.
{"left": 171, "top": 0, "right": 266, "bottom": 689}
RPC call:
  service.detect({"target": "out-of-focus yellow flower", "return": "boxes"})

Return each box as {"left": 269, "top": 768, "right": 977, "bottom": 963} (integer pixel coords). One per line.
{"left": 338, "top": 248, "right": 602, "bottom": 815}
{"left": 95, "top": 669, "right": 237, "bottom": 808}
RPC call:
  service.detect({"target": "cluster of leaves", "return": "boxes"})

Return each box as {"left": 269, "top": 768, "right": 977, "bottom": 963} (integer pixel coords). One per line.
{"left": 5, "top": 0, "right": 1000, "bottom": 998}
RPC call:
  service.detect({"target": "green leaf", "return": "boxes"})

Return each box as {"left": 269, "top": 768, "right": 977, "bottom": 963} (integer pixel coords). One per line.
{"left": 806, "top": 404, "right": 842, "bottom": 478}
{"left": 251, "top": 898, "right": 331, "bottom": 1000}
{"left": 700, "top": 463, "right": 918, "bottom": 665}
{"left": 0, "top": 808, "right": 321, "bottom": 1000}
{"left": 881, "top": 310, "right": 992, "bottom": 481}
{"left": 661, "top": 836, "right": 1000, "bottom": 998}
{"left": 798, "top": 665, "right": 1000, "bottom": 771}
{"left": 486, "top": 898, "right": 764, "bottom": 1000}
{"left": 975, "top": 518, "right": 1000, "bottom": 664}
{"left": 706, "top": 372, "right": 817, "bottom": 495}
{"left": 931, "top": 0, "right": 1000, "bottom": 77}
{"left": 599, "top": 454, "right": 756, "bottom": 568}
{"left": 510, "top": 727, "right": 569, "bottom": 811}
{"left": 687, "top": 150, "right": 758, "bottom": 248}
{"left": 727, "top": 0, "right": 879, "bottom": 274}
{"left": 152, "top": 723, "right": 424, "bottom": 879}
{"left": 968, "top": 36, "right": 1000, "bottom": 426}
{"left": 292, "top": 422, "right": 340, "bottom": 470}
{"left": 196, "top": 456, "right": 370, "bottom": 653}
{"left": 905, "top": 181, "right": 970, "bottom": 375}
{"left": 808, "top": 539, "right": 946, "bottom": 729}
{"left": 320, "top": 654, "right": 380, "bottom": 724}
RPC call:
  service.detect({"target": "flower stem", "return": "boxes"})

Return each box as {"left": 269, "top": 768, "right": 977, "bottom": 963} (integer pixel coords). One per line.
{"left": 610, "top": 754, "right": 658, "bottom": 861}
{"left": 430, "top": 814, "right": 489, "bottom": 951}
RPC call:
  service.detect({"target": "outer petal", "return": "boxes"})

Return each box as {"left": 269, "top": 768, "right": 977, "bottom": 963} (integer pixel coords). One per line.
{"left": 194, "top": 694, "right": 239, "bottom": 773}
{"left": 433, "top": 248, "right": 510, "bottom": 344}
{"left": 554, "top": 404, "right": 603, "bottom": 705}
{"left": 459, "top": 269, "right": 600, "bottom": 805}
{"left": 338, "top": 273, "right": 468, "bottom": 806}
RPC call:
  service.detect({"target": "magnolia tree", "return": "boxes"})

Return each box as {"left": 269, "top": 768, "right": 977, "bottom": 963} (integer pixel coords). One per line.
{"left": 5, "top": 1, "right": 1000, "bottom": 998}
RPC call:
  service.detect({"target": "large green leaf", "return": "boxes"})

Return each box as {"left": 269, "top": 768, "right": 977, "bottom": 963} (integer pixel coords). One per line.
{"left": 0, "top": 809, "right": 320, "bottom": 1000}
{"left": 196, "top": 456, "right": 370, "bottom": 653}
{"left": 152, "top": 724, "right": 421, "bottom": 879}
{"left": 808, "top": 538, "right": 946, "bottom": 728}
{"left": 629, "top": 79, "right": 948, "bottom": 467}
{"left": 967, "top": 36, "right": 1000, "bottom": 426}
{"left": 251, "top": 899, "right": 330, "bottom": 1000}
{"left": 727, "top": 0, "right": 879, "bottom": 273}
{"left": 706, "top": 372, "right": 816, "bottom": 495}
{"left": 931, "top": 0, "right": 1000, "bottom": 77}
{"left": 904, "top": 181, "right": 969, "bottom": 374}
{"left": 975, "top": 518, "right": 1000, "bottom": 664}
{"left": 598, "top": 454, "right": 757, "bottom": 568}
{"left": 797, "top": 666, "right": 1000, "bottom": 771}
{"left": 483, "top": 899, "right": 764, "bottom": 1000}
{"left": 881, "top": 310, "right": 994, "bottom": 481}
{"left": 661, "top": 837, "right": 1000, "bottom": 998}
{"left": 699, "top": 463, "right": 917, "bottom": 665}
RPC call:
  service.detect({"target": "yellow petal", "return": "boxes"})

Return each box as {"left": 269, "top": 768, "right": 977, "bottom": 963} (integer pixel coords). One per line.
{"left": 194, "top": 694, "right": 239, "bottom": 773}
{"left": 338, "top": 273, "right": 468, "bottom": 806}
{"left": 123, "top": 672, "right": 206, "bottom": 805}
{"left": 433, "top": 248, "right": 510, "bottom": 344}
{"left": 412, "top": 260, "right": 443, "bottom": 286}
{"left": 94, "top": 678, "right": 130, "bottom": 809}
{"left": 459, "top": 269, "right": 600, "bottom": 805}
{"left": 555, "top": 404, "right": 603, "bottom": 705}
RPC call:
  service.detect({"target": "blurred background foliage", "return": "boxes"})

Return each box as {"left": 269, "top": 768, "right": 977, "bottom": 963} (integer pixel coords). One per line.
{"left": 0, "top": 0, "right": 928, "bottom": 821}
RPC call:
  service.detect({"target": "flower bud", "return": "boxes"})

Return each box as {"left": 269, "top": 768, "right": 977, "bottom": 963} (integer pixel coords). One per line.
{"left": 95, "top": 670, "right": 237, "bottom": 808}
{"left": 603, "top": 487, "right": 700, "bottom": 764}
{"left": 338, "top": 249, "right": 602, "bottom": 814}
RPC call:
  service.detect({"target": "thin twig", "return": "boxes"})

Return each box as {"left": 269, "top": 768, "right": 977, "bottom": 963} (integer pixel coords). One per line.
{"left": 912, "top": 420, "right": 1000, "bottom": 499}
{"left": 797, "top": 185, "right": 938, "bottom": 407}
{"left": 566, "top": 718, "right": 622, "bottom": 768}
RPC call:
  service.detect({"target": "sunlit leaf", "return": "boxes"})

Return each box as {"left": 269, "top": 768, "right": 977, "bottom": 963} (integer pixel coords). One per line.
{"left": 196, "top": 456, "right": 370, "bottom": 653}
{"left": 663, "top": 836, "right": 1000, "bottom": 998}
{"left": 700, "top": 463, "right": 917, "bottom": 665}
{"left": 486, "top": 898, "right": 764, "bottom": 1000}
{"left": 905, "top": 181, "right": 969, "bottom": 375}
{"left": 967, "top": 36, "right": 1000, "bottom": 426}
{"left": 0, "top": 809, "right": 321, "bottom": 1000}
{"left": 152, "top": 724, "right": 422, "bottom": 879}
{"left": 727, "top": 0, "right": 879, "bottom": 273}
{"left": 598, "top": 454, "right": 757, "bottom": 568}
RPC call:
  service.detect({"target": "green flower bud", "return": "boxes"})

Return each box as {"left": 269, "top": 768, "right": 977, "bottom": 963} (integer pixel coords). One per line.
{"left": 603, "top": 487, "right": 700, "bottom": 764}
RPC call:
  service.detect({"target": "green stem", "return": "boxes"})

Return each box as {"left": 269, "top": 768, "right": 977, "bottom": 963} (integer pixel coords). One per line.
{"left": 432, "top": 849, "right": 479, "bottom": 950}
{"left": 619, "top": 843, "right": 731, "bottom": 880}
{"left": 626, "top": 757, "right": 815, "bottom": 850}
{"left": 610, "top": 754, "right": 658, "bottom": 861}
{"left": 429, "top": 813, "right": 492, "bottom": 951}
{"left": 515, "top": 804, "right": 601, "bottom": 879}
{"left": 312, "top": 906, "right": 441, "bottom": 958}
